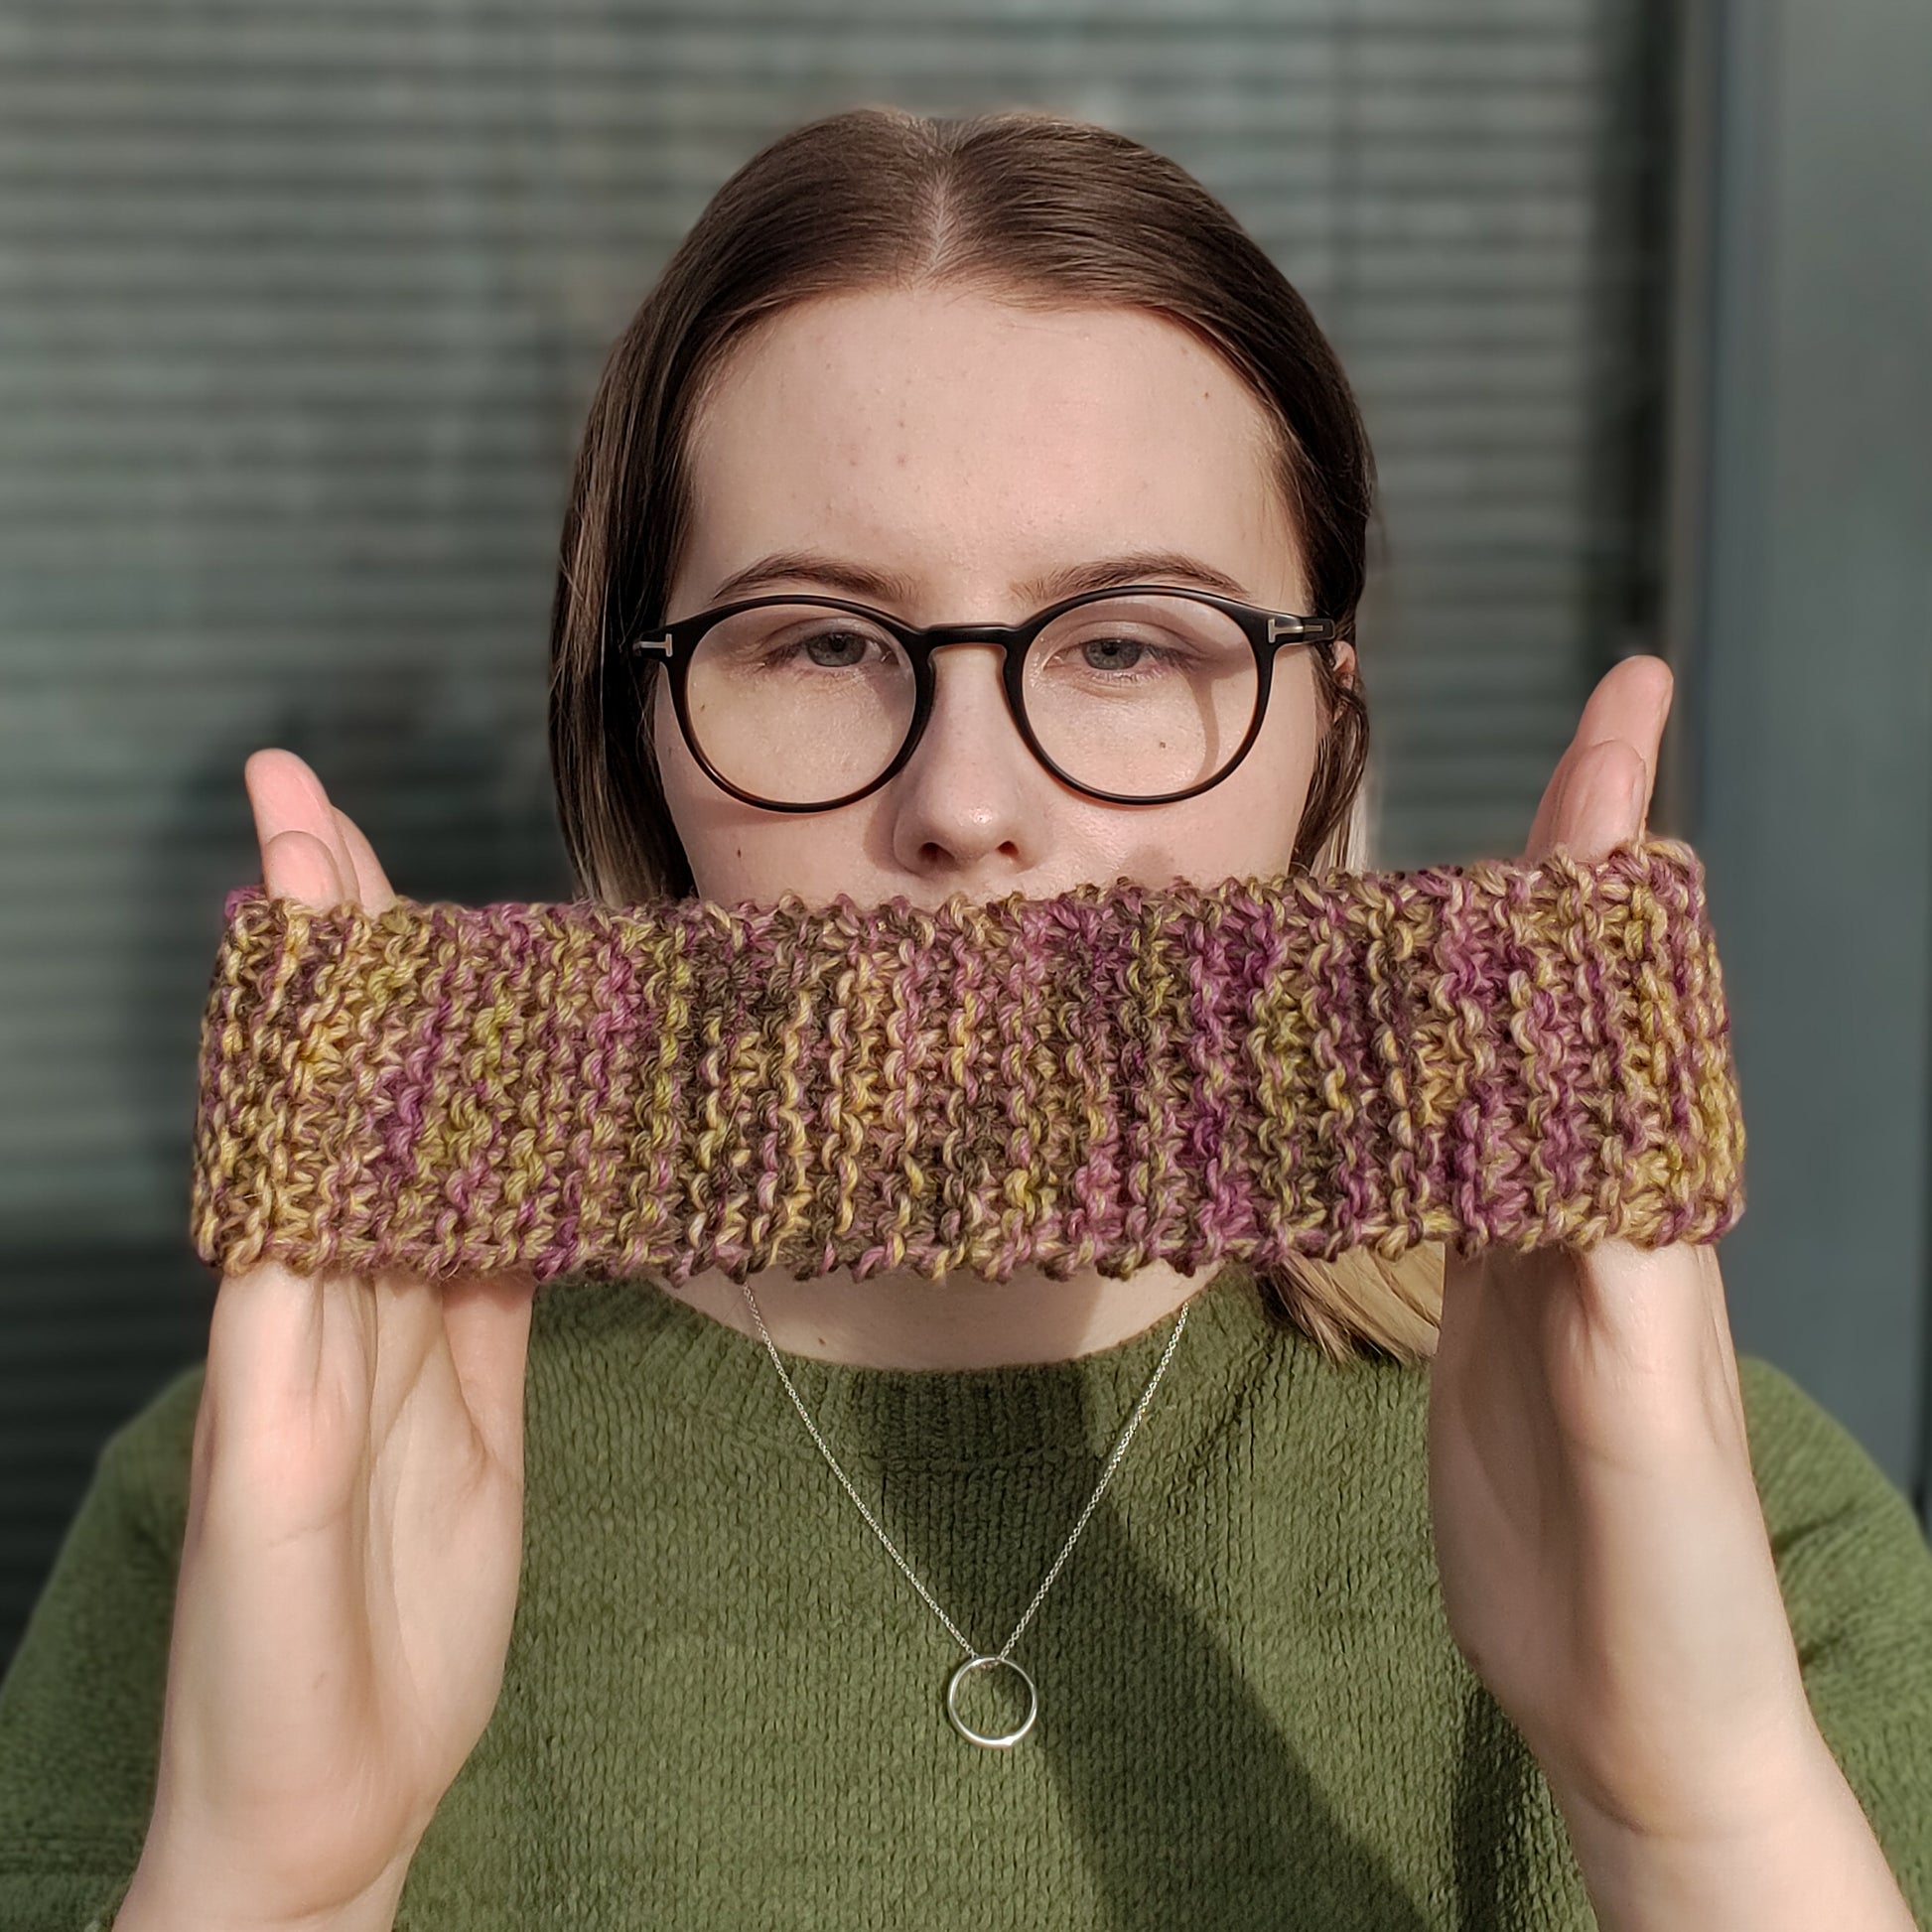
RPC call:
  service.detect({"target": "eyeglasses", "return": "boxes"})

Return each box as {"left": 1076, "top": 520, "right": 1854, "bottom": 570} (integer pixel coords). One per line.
{"left": 623, "top": 583, "right": 1339, "bottom": 812}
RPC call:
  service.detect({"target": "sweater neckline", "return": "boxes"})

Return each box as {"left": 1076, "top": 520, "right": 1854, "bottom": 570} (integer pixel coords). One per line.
{"left": 531, "top": 1259, "right": 1313, "bottom": 1469}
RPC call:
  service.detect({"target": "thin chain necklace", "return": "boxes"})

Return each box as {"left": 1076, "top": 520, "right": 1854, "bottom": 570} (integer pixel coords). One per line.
{"left": 738, "top": 1281, "right": 1192, "bottom": 1749}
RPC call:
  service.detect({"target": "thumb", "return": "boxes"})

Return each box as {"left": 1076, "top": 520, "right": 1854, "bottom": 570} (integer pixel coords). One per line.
{"left": 1547, "top": 736, "right": 1651, "bottom": 866}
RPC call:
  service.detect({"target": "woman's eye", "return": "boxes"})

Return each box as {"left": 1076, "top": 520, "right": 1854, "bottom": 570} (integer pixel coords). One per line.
{"left": 1080, "top": 635, "right": 1152, "bottom": 670}
{"left": 1047, "top": 631, "right": 1188, "bottom": 676}
{"left": 768, "top": 626, "right": 887, "bottom": 669}
{"left": 802, "top": 629, "right": 873, "bottom": 667}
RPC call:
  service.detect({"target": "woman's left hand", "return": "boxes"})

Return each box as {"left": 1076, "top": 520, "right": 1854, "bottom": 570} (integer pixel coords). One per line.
{"left": 1427, "top": 652, "right": 1819, "bottom": 1845}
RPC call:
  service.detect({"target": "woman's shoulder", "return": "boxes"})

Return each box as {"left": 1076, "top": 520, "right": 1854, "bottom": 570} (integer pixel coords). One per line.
{"left": 1731, "top": 1347, "right": 1932, "bottom": 1656}
{"left": 82, "top": 1356, "right": 206, "bottom": 1523}
{"left": 1733, "top": 1351, "right": 1932, "bottom": 1908}
{"left": 1734, "top": 1350, "right": 1929, "bottom": 1562}
{"left": 1732, "top": 1347, "right": 1932, "bottom": 1694}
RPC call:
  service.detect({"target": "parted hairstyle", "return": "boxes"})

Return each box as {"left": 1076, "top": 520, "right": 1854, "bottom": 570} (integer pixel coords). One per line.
{"left": 545, "top": 103, "right": 1444, "bottom": 1364}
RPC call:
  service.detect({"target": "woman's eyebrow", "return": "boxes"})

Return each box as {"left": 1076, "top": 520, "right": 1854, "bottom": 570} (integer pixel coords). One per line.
{"left": 707, "top": 549, "right": 1254, "bottom": 607}
{"left": 1025, "top": 552, "right": 1252, "bottom": 603}
{"left": 708, "top": 551, "right": 922, "bottom": 605}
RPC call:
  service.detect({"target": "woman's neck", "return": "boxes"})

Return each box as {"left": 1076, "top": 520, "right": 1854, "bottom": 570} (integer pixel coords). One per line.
{"left": 653, "top": 1257, "right": 1214, "bottom": 1370}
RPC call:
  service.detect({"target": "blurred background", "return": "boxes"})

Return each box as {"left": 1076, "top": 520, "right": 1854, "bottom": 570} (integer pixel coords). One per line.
{"left": 3, "top": 0, "right": 1928, "bottom": 1672}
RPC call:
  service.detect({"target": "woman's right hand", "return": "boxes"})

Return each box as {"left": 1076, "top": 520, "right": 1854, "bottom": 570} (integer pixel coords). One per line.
{"left": 119, "top": 751, "right": 538, "bottom": 1932}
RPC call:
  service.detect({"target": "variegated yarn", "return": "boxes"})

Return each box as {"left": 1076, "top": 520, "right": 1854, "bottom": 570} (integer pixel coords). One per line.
{"left": 188, "top": 833, "right": 1745, "bottom": 1287}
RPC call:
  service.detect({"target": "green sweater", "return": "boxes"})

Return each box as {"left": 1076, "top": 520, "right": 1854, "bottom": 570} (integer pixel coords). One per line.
{"left": 5, "top": 1262, "right": 1932, "bottom": 1930}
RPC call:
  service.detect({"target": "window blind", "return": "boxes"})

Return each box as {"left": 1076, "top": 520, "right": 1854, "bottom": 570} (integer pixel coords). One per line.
{"left": 0, "top": 0, "right": 1671, "bottom": 1666}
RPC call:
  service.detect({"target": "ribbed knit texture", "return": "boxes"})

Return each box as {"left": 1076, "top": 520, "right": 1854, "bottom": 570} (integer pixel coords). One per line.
{"left": 4, "top": 1262, "right": 1931, "bottom": 1931}
{"left": 190, "top": 834, "right": 1743, "bottom": 1289}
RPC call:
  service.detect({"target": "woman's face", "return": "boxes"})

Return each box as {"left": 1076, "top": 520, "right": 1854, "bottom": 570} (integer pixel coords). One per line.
{"left": 654, "top": 284, "right": 1355, "bottom": 909}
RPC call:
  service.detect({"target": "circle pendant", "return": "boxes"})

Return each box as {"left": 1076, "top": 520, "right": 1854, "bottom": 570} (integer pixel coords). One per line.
{"left": 945, "top": 1654, "right": 1038, "bottom": 1748}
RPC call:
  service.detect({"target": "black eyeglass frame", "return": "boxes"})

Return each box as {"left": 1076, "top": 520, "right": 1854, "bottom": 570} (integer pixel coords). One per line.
{"left": 623, "top": 583, "right": 1340, "bottom": 812}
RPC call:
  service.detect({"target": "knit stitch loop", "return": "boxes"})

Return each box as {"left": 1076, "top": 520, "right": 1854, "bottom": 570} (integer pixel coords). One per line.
{"left": 188, "top": 834, "right": 1745, "bottom": 1286}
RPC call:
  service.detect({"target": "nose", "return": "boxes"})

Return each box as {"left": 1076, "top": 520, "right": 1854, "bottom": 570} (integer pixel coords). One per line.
{"left": 886, "top": 641, "right": 1042, "bottom": 878}
{"left": 915, "top": 633, "right": 1035, "bottom": 753}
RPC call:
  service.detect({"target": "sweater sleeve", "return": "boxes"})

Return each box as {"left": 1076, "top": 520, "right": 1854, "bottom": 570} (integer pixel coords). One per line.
{"left": 0, "top": 1359, "right": 206, "bottom": 1932}
{"left": 1738, "top": 1351, "right": 1932, "bottom": 1924}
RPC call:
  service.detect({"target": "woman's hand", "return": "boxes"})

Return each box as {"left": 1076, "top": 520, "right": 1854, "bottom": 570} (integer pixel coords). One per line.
{"left": 120, "top": 752, "right": 537, "bottom": 1932}
{"left": 1426, "top": 656, "right": 1821, "bottom": 1844}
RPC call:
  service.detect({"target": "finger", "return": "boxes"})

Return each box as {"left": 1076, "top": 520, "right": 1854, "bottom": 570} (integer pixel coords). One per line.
{"left": 1525, "top": 656, "right": 1673, "bottom": 861}
{"left": 441, "top": 1270, "right": 538, "bottom": 1476}
{"left": 331, "top": 805, "right": 399, "bottom": 915}
{"left": 260, "top": 828, "right": 347, "bottom": 910}
{"left": 203, "top": 1253, "right": 371, "bottom": 1475}
{"left": 1530, "top": 668, "right": 1669, "bottom": 858}
{"left": 1545, "top": 738, "right": 1649, "bottom": 866}
{"left": 243, "top": 749, "right": 361, "bottom": 911}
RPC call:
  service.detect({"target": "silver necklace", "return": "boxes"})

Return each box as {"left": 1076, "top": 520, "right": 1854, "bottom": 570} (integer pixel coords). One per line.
{"left": 738, "top": 1281, "right": 1191, "bottom": 1749}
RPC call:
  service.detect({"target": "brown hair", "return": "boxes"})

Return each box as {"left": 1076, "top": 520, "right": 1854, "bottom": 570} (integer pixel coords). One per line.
{"left": 547, "top": 104, "right": 1442, "bottom": 1365}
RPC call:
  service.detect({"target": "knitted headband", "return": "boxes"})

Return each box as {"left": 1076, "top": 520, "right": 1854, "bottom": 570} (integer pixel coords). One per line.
{"left": 188, "top": 833, "right": 1744, "bottom": 1289}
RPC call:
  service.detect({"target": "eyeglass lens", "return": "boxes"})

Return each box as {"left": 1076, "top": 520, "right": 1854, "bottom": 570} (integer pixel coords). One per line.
{"left": 682, "top": 593, "right": 1259, "bottom": 805}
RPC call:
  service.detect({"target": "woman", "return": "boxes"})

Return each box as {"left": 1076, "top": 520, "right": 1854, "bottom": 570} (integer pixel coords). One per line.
{"left": 4, "top": 107, "right": 1930, "bottom": 1932}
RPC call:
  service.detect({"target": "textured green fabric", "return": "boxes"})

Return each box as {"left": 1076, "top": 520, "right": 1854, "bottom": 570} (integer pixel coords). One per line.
{"left": 4, "top": 1261, "right": 1932, "bottom": 1930}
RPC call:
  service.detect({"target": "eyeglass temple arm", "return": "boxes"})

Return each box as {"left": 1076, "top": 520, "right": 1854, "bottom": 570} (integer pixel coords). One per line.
{"left": 1269, "top": 617, "right": 1338, "bottom": 644}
